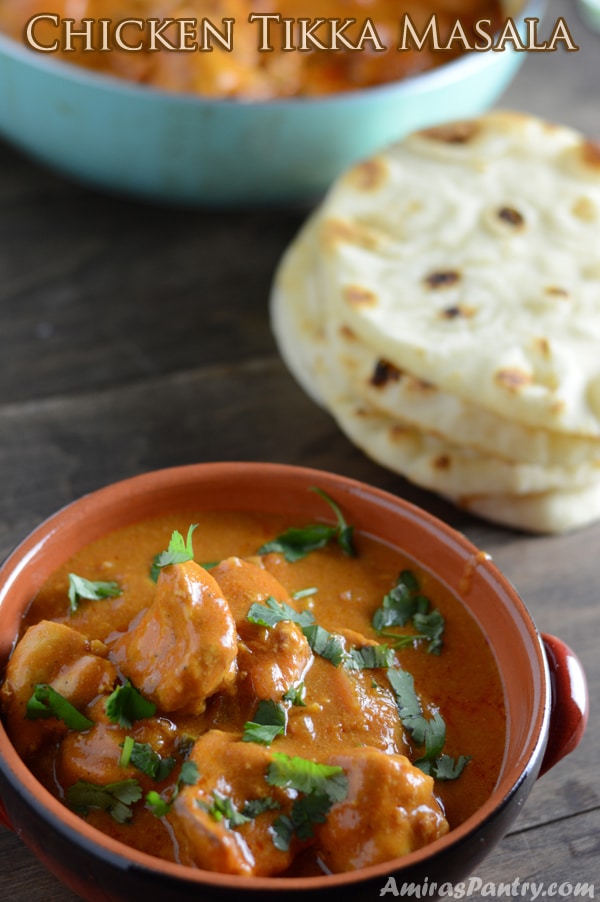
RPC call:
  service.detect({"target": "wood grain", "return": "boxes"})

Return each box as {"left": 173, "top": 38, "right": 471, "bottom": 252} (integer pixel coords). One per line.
{"left": 0, "top": 0, "right": 598, "bottom": 898}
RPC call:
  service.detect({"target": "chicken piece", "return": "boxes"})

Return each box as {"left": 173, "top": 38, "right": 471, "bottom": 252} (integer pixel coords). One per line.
{"left": 286, "top": 630, "right": 409, "bottom": 758}
{"left": 170, "top": 730, "right": 296, "bottom": 876}
{"left": 315, "top": 747, "right": 449, "bottom": 872}
{"left": 111, "top": 560, "right": 237, "bottom": 715}
{"left": 210, "top": 555, "right": 295, "bottom": 629}
{"left": 0, "top": 620, "right": 116, "bottom": 758}
{"left": 212, "top": 557, "right": 312, "bottom": 702}
{"left": 58, "top": 716, "right": 177, "bottom": 790}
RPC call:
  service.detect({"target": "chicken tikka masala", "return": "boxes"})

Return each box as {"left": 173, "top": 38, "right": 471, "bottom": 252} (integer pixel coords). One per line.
{"left": 0, "top": 489, "right": 505, "bottom": 876}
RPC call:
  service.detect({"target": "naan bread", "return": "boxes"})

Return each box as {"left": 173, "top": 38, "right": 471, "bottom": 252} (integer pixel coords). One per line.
{"left": 319, "top": 111, "right": 600, "bottom": 438}
{"left": 270, "top": 111, "right": 600, "bottom": 533}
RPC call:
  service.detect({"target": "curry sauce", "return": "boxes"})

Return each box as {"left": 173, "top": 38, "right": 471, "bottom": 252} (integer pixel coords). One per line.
{"left": 1, "top": 506, "right": 506, "bottom": 876}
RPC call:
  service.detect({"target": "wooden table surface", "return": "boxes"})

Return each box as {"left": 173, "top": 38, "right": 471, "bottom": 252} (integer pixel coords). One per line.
{"left": 0, "top": 0, "right": 598, "bottom": 898}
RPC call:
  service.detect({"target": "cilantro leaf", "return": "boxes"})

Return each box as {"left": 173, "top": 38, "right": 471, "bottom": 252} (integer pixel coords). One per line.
{"left": 412, "top": 609, "right": 445, "bottom": 655}
{"left": 302, "top": 624, "right": 346, "bottom": 667}
{"left": 198, "top": 791, "right": 251, "bottom": 827}
{"left": 26, "top": 684, "right": 94, "bottom": 731}
{"left": 242, "top": 796, "right": 281, "bottom": 818}
{"left": 417, "top": 753, "right": 471, "bottom": 780}
{"left": 273, "top": 794, "right": 333, "bottom": 849}
{"left": 289, "top": 792, "right": 332, "bottom": 841}
{"left": 310, "top": 487, "right": 356, "bottom": 557}
{"left": 372, "top": 571, "right": 445, "bottom": 654}
{"left": 283, "top": 683, "right": 306, "bottom": 706}
{"left": 120, "top": 738, "right": 176, "bottom": 781}
{"left": 105, "top": 681, "right": 156, "bottom": 728}
{"left": 345, "top": 644, "right": 395, "bottom": 671}
{"left": 258, "top": 523, "right": 337, "bottom": 563}
{"left": 145, "top": 759, "right": 199, "bottom": 817}
{"left": 387, "top": 667, "right": 446, "bottom": 759}
{"left": 258, "top": 487, "right": 355, "bottom": 561}
{"left": 387, "top": 667, "right": 468, "bottom": 774}
{"left": 387, "top": 667, "right": 421, "bottom": 721}
{"left": 67, "top": 573, "right": 121, "bottom": 614}
{"left": 292, "top": 587, "right": 318, "bottom": 601}
{"left": 153, "top": 524, "right": 198, "bottom": 571}
{"left": 266, "top": 753, "right": 347, "bottom": 803}
{"left": 267, "top": 753, "right": 348, "bottom": 851}
{"left": 243, "top": 700, "right": 287, "bottom": 746}
{"left": 271, "top": 814, "right": 295, "bottom": 851}
{"left": 179, "top": 759, "right": 200, "bottom": 786}
{"left": 247, "top": 597, "right": 315, "bottom": 629}
{"left": 67, "top": 778, "right": 142, "bottom": 823}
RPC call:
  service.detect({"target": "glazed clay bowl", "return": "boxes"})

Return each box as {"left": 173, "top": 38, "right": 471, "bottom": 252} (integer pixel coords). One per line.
{"left": 0, "top": 0, "right": 546, "bottom": 205}
{"left": 0, "top": 462, "right": 588, "bottom": 901}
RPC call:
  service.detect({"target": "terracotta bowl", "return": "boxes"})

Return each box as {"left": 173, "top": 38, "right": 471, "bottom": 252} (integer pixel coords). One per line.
{"left": 0, "top": 462, "right": 588, "bottom": 901}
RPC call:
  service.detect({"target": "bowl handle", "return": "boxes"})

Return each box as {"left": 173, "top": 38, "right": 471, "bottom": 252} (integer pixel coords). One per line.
{"left": 538, "top": 633, "right": 588, "bottom": 778}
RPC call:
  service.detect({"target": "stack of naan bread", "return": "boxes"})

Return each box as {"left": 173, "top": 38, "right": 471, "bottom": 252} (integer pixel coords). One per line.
{"left": 270, "top": 110, "right": 600, "bottom": 533}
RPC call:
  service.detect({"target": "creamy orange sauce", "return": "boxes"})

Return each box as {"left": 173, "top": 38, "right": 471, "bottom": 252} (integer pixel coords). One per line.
{"left": 0, "top": 0, "right": 504, "bottom": 97}
{"left": 1, "top": 509, "right": 506, "bottom": 876}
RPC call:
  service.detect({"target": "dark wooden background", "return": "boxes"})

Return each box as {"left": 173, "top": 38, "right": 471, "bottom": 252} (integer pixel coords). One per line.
{"left": 0, "top": 0, "right": 598, "bottom": 897}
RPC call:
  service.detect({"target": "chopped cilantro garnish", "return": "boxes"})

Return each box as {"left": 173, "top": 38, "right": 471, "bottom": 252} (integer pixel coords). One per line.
{"left": 145, "top": 759, "right": 200, "bottom": 817}
{"left": 119, "top": 735, "right": 135, "bottom": 768}
{"left": 345, "top": 644, "right": 395, "bottom": 671}
{"left": 266, "top": 753, "right": 347, "bottom": 802}
{"left": 387, "top": 667, "right": 445, "bottom": 757}
{"left": 26, "top": 684, "right": 94, "bottom": 731}
{"left": 310, "top": 487, "right": 356, "bottom": 557}
{"left": 302, "top": 623, "right": 346, "bottom": 667}
{"left": 198, "top": 792, "right": 281, "bottom": 830}
{"left": 412, "top": 609, "right": 445, "bottom": 655}
{"left": 418, "top": 753, "right": 471, "bottom": 781}
{"left": 267, "top": 753, "right": 348, "bottom": 851}
{"left": 292, "top": 587, "right": 318, "bottom": 601}
{"left": 67, "top": 778, "right": 142, "bottom": 824}
{"left": 105, "top": 681, "right": 156, "bottom": 728}
{"left": 288, "top": 793, "right": 332, "bottom": 841}
{"left": 247, "top": 597, "right": 315, "bottom": 630}
{"left": 271, "top": 814, "right": 295, "bottom": 851}
{"left": 243, "top": 700, "right": 287, "bottom": 746}
{"left": 152, "top": 524, "right": 198, "bottom": 573}
{"left": 67, "top": 573, "right": 121, "bottom": 614}
{"left": 387, "top": 667, "right": 468, "bottom": 779}
{"left": 258, "top": 487, "right": 355, "bottom": 561}
{"left": 241, "top": 796, "right": 281, "bottom": 819}
{"left": 258, "top": 523, "right": 337, "bottom": 563}
{"left": 120, "top": 738, "right": 176, "bottom": 781}
{"left": 247, "top": 600, "right": 391, "bottom": 671}
{"left": 373, "top": 571, "right": 445, "bottom": 654}
{"left": 198, "top": 791, "right": 251, "bottom": 827}
{"left": 283, "top": 683, "right": 306, "bottom": 706}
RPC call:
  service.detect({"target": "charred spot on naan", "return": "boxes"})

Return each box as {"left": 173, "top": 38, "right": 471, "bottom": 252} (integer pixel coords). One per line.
{"left": 370, "top": 359, "right": 402, "bottom": 388}
{"left": 439, "top": 305, "right": 477, "bottom": 320}
{"left": 424, "top": 270, "right": 461, "bottom": 290}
